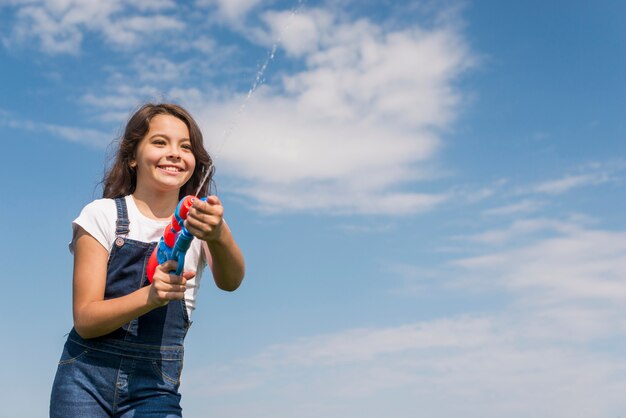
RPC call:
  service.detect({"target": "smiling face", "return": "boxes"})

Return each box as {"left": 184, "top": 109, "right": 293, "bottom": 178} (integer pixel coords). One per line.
{"left": 131, "top": 114, "right": 196, "bottom": 196}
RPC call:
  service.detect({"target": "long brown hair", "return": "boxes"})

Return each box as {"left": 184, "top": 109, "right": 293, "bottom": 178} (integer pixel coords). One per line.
{"left": 102, "top": 103, "right": 214, "bottom": 200}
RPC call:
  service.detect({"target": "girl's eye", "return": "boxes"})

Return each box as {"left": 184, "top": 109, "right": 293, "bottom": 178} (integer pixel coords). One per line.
{"left": 152, "top": 139, "right": 166, "bottom": 146}
{"left": 182, "top": 143, "right": 193, "bottom": 151}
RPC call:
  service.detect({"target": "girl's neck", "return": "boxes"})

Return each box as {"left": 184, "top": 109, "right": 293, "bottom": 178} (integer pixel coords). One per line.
{"left": 131, "top": 189, "right": 180, "bottom": 220}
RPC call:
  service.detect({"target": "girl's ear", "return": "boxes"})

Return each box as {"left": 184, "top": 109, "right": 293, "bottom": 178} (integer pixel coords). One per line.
{"left": 129, "top": 160, "right": 137, "bottom": 169}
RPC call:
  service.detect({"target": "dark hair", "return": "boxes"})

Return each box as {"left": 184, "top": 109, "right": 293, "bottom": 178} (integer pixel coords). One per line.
{"left": 102, "top": 103, "right": 214, "bottom": 200}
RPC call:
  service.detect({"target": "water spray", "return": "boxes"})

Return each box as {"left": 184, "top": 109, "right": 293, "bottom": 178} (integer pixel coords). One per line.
{"left": 194, "top": 0, "right": 306, "bottom": 196}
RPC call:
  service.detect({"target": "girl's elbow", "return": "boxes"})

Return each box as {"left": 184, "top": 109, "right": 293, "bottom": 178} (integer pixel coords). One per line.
{"left": 217, "top": 279, "right": 242, "bottom": 292}
{"left": 217, "top": 272, "right": 244, "bottom": 292}
{"left": 214, "top": 263, "right": 245, "bottom": 291}
{"left": 73, "top": 322, "right": 94, "bottom": 339}
{"left": 73, "top": 314, "right": 98, "bottom": 339}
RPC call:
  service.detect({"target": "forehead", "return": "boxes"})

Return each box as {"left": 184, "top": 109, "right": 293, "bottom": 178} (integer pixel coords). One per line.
{"left": 147, "top": 114, "right": 190, "bottom": 138}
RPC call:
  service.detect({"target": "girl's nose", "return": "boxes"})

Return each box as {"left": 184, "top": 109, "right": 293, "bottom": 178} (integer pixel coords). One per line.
{"left": 168, "top": 147, "right": 181, "bottom": 159}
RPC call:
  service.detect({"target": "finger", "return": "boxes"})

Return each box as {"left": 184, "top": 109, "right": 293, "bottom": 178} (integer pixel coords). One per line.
{"left": 191, "top": 198, "right": 214, "bottom": 214}
{"left": 155, "top": 286, "right": 187, "bottom": 296}
{"left": 166, "top": 273, "right": 188, "bottom": 285}
{"left": 157, "top": 259, "right": 178, "bottom": 273}
{"left": 191, "top": 198, "right": 208, "bottom": 211}
{"left": 186, "top": 212, "right": 222, "bottom": 232}
{"left": 156, "top": 290, "right": 185, "bottom": 301}
{"left": 183, "top": 221, "right": 207, "bottom": 241}
{"left": 192, "top": 205, "right": 223, "bottom": 221}
{"left": 165, "top": 280, "right": 187, "bottom": 292}
{"left": 153, "top": 271, "right": 187, "bottom": 288}
{"left": 186, "top": 212, "right": 212, "bottom": 227}
{"left": 191, "top": 200, "right": 222, "bottom": 218}
{"left": 154, "top": 277, "right": 186, "bottom": 291}
{"left": 205, "top": 195, "right": 221, "bottom": 206}
{"left": 183, "top": 271, "right": 196, "bottom": 280}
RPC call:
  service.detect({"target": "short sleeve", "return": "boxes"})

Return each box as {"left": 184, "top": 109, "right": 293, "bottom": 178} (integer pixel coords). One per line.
{"left": 182, "top": 238, "right": 209, "bottom": 317}
{"left": 69, "top": 199, "right": 117, "bottom": 254}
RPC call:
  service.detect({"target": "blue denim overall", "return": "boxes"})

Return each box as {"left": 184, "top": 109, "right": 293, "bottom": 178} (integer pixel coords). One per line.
{"left": 50, "top": 198, "right": 191, "bottom": 417}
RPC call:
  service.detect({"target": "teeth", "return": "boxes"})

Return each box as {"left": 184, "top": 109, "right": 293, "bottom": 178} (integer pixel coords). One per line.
{"left": 160, "top": 166, "right": 181, "bottom": 172}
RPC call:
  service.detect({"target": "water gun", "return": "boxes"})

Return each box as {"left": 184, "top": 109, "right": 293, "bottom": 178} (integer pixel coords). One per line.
{"left": 146, "top": 195, "right": 207, "bottom": 283}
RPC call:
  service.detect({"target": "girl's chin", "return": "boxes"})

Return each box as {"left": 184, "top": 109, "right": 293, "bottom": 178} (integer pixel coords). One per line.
{"left": 137, "top": 173, "right": 192, "bottom": 194}
{"left": 157, "top": 178, "right": 192, "bottom": 191}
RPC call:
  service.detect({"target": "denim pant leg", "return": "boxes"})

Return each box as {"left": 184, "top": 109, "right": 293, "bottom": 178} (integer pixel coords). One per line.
{"left": 116, "top": 357, "right": 183, "bottom": 417}
{"left": 50, "top": 339, "right": 117, "bottom": 417}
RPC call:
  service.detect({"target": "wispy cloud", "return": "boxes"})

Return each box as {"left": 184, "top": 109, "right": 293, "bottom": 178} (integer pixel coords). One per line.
{"left": 0, "top": 109, "right": 111, "bottom": 147}
{"left": 42, "top": 123, "right": 112, "bottom": 147}
{"left": 183, "top": 310, "right": 626, "bottom": 417}
{"left": 482, "top": 198, "right": 544, "bottom": 216}
{"left": 182, "top": 218, "right": 626, "bottom": 417}
{"left": 478, "top": 162, "right": 622, "bottom": 220}
{"left": 196, "top": 0, "right": 265, "bottom": 23}
{"left": 453, "top": 222, "right": 626, "bottom": 303}
{"left": 253, "top": 316, "right": 493, "bottom": 367}
{"left": 532, "top": 172, "right": 611, "bottom": 194}
{"left": 3, "top": 0, "right": 182, "bottom": 53}
{"left": 455, "top": 217, "right": 585, "bottom": 245}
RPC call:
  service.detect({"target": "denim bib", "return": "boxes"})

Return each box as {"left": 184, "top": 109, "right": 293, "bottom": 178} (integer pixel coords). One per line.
{"left": 68, "top": 197, "right": 191, "bottom": 357}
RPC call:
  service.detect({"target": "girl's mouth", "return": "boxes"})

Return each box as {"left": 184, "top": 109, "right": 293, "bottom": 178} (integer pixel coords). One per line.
{"left": 158, "top": 165, "right": 184, "bottom": 174}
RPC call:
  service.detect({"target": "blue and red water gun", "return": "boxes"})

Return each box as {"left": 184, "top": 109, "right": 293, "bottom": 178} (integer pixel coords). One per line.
{"left": 146, "top": 195, "right": 207, "bottom": 283}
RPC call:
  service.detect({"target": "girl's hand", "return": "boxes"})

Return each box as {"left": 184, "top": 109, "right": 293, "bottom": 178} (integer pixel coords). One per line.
{"left": 185, "top": 195, "right": 224, "bottom": 242}
{"left": 148, "top": 260, "right": 195, "bottom": 307}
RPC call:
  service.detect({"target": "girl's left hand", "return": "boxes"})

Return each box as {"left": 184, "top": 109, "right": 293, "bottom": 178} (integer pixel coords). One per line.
{"left": 185, "top": 195, "right": 224, "bottom": 242}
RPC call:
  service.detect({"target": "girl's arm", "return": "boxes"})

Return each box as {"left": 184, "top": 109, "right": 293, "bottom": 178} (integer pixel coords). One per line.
{"left": 72, "top": 227, "right": 193, "bottom": 339}
{"left": 185, "top": 196, "right": 245, "bottom": 291}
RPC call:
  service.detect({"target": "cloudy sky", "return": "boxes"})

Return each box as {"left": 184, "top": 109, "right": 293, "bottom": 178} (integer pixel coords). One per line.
{"left": 1, "top": 0, "right": 625, "bottom": 417}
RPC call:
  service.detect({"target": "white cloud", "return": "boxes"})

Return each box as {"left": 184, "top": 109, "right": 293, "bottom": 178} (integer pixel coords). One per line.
{"left": 42, "top": 123, "right": 111, "bottom": 147}
{"left": 532, "top": 172, "right": 611, "bottom": 194}
{"left": 102, "top": 15, "right": 184, "bottom": 47}
{"left": 0, "top": 109, "right": 111, "bottom": 147}
{"left": 183, "top": 311, "right": 626, "bottom": 418}
{"left": 13, "top": 4, "right": 84, "bottom": 53}
{"left": 258, "top": 8, "right": 333, "bottom": 57}
{"left": 132, "top": 0, "right": 177, "bottom": 12}
{"left": 457, "top": 217, "right": 584, "bottom": 245}
{"left": 337, "top": 222, "right": 394, "bottom": 234}
{"left": 188, "top": 35, "right": 217, "bottom": 53}
{"left": 181, "top": 220, "right": 626, "bottom": 417}
{"left": 483, "top": 198, "right": 544, "bottom": 216}
{"left": 131, "top": 55, "right": 191, "bottom": 83}
{"left": 6, "top": 2, "right": 474, "bottom": 215}
{"left": 193, "top": 8, "right": 473, "bottom": 214}
{"left": 454, "top": 223, "right": 626, "bottom": 303}
{"left": 233, "top": 182, "right": 449, "bottom": 215}
{"left": 251, "top": 316, "right": 495, "bottom": 367}
{"left": 197, "top": 0, "right": 264, "bottom": 22}
{"left": 4, "top": 0, "right": 183, "bottom": 53}
{"left": 81, "top": 84, "right": 167, "bottom": 123}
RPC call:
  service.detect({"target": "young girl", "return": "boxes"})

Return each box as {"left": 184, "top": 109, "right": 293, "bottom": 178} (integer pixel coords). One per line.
{"left": 50, "top": 103, "right": 245, "bottom": 417}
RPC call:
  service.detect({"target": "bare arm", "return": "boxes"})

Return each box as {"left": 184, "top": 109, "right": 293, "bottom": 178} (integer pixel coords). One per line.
{"left": 186, "top": 196, "right": 245, "bottom": 291}
{"left": 72, "top": 227, "right": 193, "bottom": 339}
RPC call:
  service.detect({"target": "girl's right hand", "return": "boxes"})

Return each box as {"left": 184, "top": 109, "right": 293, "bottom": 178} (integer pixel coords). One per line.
{"left": 148, "top": 260, "right": 195, "bottom": 307}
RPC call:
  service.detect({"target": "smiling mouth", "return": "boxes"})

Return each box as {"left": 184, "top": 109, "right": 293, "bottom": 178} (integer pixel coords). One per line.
{"left": 158, "top": 165, "right": 184, "bottom": 173}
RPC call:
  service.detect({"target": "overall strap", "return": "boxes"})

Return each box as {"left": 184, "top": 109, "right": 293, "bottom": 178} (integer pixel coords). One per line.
{"left": 114, "top": 197, "right": 130, "bottom": 237}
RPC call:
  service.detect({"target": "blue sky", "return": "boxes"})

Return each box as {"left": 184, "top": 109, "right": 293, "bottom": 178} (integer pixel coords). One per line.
{"left": 1, "top": 0, "right": 626, "bottom": 417}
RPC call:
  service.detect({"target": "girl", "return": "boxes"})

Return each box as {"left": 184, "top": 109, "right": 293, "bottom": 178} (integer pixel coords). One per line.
{"left": 50, "top": 103, "right": 245, "bottom": 417}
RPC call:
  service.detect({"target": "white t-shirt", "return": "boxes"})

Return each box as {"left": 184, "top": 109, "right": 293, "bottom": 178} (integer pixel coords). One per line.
{"left": 69, "top": 195, "right": 210, "bottom": 319}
